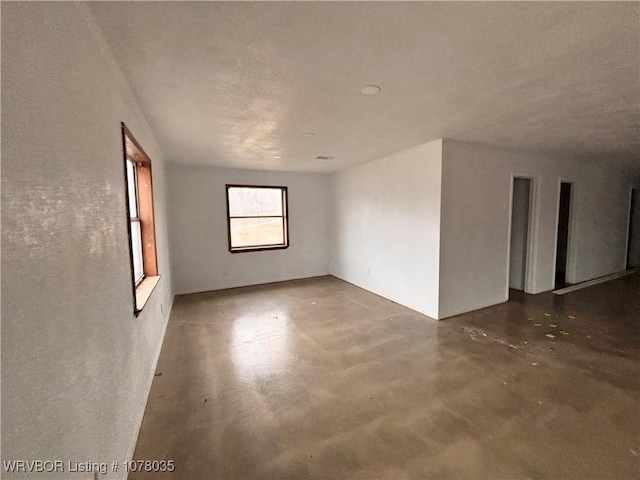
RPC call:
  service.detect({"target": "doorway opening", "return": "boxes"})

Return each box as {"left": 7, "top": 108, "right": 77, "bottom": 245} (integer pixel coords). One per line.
{"left": 627, "top": 188, "right": 639, "bottom": 269}
{"left": 555, "top": 182, "right": 573, "bottom": 289}
{"left": 509, "top": 177, "right": 532, "bottom": 294}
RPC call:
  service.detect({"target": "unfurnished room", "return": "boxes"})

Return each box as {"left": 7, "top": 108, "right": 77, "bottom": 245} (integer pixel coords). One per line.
{"left": 2, "top": 1, "right": 640, "bottom": 479}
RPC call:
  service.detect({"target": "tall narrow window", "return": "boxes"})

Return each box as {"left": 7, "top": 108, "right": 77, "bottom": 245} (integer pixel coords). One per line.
{"left": 122, "top": 123, "right": 159, "bottom": 314}
{"left": 226, "top": 185, "right": 289, "bottom": 252}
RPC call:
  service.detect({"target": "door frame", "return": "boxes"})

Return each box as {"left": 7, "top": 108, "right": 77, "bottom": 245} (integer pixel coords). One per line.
{"left": 626, "top": 187, "right": 638, "bottom": 269}
{"left": 553, "top": 179, "right": 578, "bottom": 286}
{"left": 506, "top": 173, "right": 540, "bottom": 297}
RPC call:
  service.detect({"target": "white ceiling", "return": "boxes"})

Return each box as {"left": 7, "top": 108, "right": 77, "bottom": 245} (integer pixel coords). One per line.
{"left": 88, "top": 2, "right": 639, "bottom": 173}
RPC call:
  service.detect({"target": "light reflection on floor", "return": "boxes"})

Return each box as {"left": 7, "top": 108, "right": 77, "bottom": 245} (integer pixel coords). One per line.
{"left": 133, "top": 275, "right": 640, "bottom": 480}
{"left": 230, "top": 310, "right": 290, "bottom": 383}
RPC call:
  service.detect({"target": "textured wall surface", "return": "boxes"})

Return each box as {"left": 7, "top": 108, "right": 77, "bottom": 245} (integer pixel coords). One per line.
{"left": 331, "top": 141, "right": 443, "bottom": 319}
{"left": 168, "top": 165, "right": 331, "bottom": 294}
{"left": 439, "top": 139, "right": 640, "bottom": 318}
{"left": 1, "top": 3, "right": 173, "bottom": 478}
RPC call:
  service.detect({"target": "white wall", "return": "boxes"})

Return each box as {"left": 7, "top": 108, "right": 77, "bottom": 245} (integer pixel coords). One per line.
{"left": 331, "top": 141, "right": 443, "bottom": 319}
{"left": 439, "top": 139, "right": 640, "bottom": 318}
{"left": 2, "top": 3, "right": 173, "bottom": 478}
{"left": 168, "top": 165, "right": 331, "bottom": 294}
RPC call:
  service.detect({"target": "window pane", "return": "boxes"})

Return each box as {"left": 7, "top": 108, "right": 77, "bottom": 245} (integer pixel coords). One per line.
{"left": 126, "top": 159, "right": 138, "bottom": 218}
{"left": 131, "top": 220, "right": 144, "bottom": 282}
{"left": 228, "top": 187, "right": 283, "bottom": 217}
{"left": 230, "top": 217, "right": 285, "bottom": 248}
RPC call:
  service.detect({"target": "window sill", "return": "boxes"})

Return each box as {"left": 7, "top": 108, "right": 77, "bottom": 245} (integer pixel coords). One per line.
{"left": 229, "top": 245, "right": 289, "bottom": 254}
{"left": 135, "top": 275, "right": 160, "bottom": 315}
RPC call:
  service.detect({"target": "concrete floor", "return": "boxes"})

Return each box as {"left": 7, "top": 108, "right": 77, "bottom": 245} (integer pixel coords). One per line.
{"left": 133, "top": 274, "right": 639, "bottom": 479}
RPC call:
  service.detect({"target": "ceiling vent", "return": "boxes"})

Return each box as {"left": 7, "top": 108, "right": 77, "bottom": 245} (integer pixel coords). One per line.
{"left": 316, "top": 156, "right": 335, "bottom": 161}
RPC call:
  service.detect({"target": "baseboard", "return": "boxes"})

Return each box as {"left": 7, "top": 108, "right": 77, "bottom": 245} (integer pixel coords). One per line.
{"left": 438, "top": 294, "right": 509, "bottom": 320}
{"left": 175, "top": 273, "right": 331, "bottom": 296}
{"left": 553, "top": 268, "right": 638, "bottom": 295}
{"left": 122, "top": 293, "right": 175, "bottom": 479}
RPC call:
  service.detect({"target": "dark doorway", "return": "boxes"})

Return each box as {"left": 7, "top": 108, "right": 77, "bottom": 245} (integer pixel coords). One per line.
{"left": 627, "top": 188, "right": 640, "bottom": 269}
{"left": 555, "top": 182, "right": 572, "bottom": 288}
{"left": 509, "top": 178, "right": 531, "bottom": 293}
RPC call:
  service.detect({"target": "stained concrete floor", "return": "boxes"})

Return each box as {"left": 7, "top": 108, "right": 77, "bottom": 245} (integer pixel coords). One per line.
{"left": 133, "top": 274, "right": 639, "bottom": 479}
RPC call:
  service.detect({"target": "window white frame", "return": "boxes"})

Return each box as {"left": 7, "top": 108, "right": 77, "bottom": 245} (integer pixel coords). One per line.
{"left": 126, "top": 157, "right": 144, "bottom": 286}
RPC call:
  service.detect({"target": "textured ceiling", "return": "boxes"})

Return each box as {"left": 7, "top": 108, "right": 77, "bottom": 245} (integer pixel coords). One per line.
{"left": 88, "top": 2, "right": 639, "bottom": 172}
